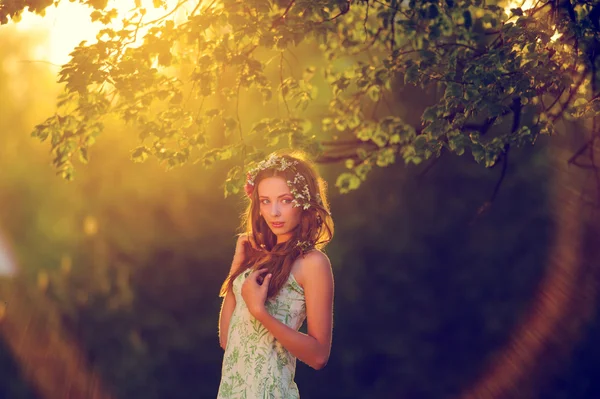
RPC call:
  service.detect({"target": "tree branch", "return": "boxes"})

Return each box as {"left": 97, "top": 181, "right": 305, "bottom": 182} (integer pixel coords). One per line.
{"left": 463, "top": 116, "right": 498, "bottom": 135}
{"left": 315, "top": 153, "right": 362, "bottom": 164}
{"left": 321, "top": 138, "right": 365, "bottom": 146}
{"left": 273, "top": 0, "right": 296, "bottom": 25}
{"left": 280, "top": 53, "right": 291, "bottom": 116}
{"left": 140, "top": 0, "right": 188, "bottom": 27}
{"left": 236, "top": 77, "right": 244, "bottom": 144}
{"left": 472, "top": 98, "right": 521, "bottom": 222}
{"left": 417, "top": 150, "right": 444, "bottom": 178}
{"left": 550, "top": 70, "right": 588, "bottom": 122}
{"left": 492, "top": 144, "right": 510, "bottom": 200}
{"left": 317, "top": 0, "right": 351, "bottom": 23}
{"left": 363, "top": 0, "right": 370, "bottom": 39}
{"left": 567, "top": 134, "right": 599, "bottom": 168}
{"left": 590, "top": 132, "right": 600, "bottom": 206}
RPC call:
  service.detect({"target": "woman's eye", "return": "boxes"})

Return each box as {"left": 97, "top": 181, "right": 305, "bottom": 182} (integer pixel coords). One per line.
{"left": 260, "top": 198, "right": 292, "bottom": 204}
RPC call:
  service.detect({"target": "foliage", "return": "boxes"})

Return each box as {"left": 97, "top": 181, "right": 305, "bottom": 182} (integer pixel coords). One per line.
{"left": 1, "top": 19, "right": 596, "bottom": 398}
{"left": 3, "top": 0, "right": 600, "bottom": 197}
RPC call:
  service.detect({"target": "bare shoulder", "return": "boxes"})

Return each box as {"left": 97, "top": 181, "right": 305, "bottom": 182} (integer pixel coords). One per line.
{"left": 294, "top": 249, "right": 333, "bottom": 288}
{"left": 303, "top": 249, "right": 331, "bottom": 267}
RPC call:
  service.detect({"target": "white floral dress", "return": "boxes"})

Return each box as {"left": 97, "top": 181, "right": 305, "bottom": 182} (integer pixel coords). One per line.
{"left": 217, "top": 269, "right": 307, "bottom": 399}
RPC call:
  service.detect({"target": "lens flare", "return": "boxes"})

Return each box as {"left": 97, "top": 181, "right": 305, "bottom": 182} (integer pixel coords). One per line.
{"left": 0, "top": 233, "right": 17, "bottom": 277}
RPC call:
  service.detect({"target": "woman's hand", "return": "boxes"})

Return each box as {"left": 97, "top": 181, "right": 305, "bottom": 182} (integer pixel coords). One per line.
{"left": 241, "top": 268, "right": 272, "bottom": 318}
{"left": 232, "top": 233, "right": 258, "bottom": 267}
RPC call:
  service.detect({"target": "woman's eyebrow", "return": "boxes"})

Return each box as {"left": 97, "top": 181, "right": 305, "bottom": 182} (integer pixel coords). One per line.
{"left": 258, "top": 194, "right": 291, "bottom": 199}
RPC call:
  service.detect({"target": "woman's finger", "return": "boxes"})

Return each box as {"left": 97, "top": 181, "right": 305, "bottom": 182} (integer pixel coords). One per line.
{"left": 263, "top": 273, "right": 272, "bottom": 287}
{"left": 257, "top": 272, "right": 271, "bottom": 287}
{"left": 250, "top": 268, "right": 268, "bottom": 284}
{"left": 247, "top": 234, "right": 258, "bottom": 249}
{"left": 251, "top": 268, "right": 268, "bottom": 275}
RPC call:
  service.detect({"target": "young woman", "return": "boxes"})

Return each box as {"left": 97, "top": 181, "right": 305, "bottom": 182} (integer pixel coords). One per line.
{"left": 217, "top": 150, "right": 335, "bottom": 398}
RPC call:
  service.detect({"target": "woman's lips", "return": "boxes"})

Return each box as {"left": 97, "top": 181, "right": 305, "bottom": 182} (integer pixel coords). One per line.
{"left": 271, "top": 222, "right": 284, "bottom": 228}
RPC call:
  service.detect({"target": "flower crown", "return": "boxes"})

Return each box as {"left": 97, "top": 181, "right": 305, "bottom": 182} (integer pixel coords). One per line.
{"left": 244, "top": 154, "right": 322, "bottom": 210}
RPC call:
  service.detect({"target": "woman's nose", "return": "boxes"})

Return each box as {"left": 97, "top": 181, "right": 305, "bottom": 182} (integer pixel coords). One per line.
{"left": 270, "top": 203, "right": 281, "bottom": 216}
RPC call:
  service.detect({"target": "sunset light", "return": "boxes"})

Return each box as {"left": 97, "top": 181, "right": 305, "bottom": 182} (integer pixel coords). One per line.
{"left": 504, "top": 0, "right": 536, "bottom": 17}
{"left": 503, "top": 1, "right": 562, "bottom": 42}
{"left": 13, "top": 0, "right": 188, "bottom": 66}
{"left": 550, "top": 27, "right": 563, "bottom": 42}
{"left": 0, "top": 0, "right": 598, "bottom": 398}
{"left": 0, "top": 233, "right": 17, "bottom": 277}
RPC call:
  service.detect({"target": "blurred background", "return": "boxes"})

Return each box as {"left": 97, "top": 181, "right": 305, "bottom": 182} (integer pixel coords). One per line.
{"left": 0, "top": 2, "right": 599, "bottom": 399}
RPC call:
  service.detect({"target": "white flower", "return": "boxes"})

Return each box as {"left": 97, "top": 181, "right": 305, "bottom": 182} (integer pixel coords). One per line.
{"left": 246, "top": 155, "right": 314, "bottom": 210}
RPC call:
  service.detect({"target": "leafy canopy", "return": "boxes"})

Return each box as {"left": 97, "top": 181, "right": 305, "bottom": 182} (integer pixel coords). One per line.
{"left": 3, "top": 0, "right": 600, "bottom": 196}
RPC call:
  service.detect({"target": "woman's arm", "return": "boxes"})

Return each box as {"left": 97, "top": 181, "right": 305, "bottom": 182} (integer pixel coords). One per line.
{"left": 244, "top": 251, "right": 334, "bottom": 370}
{"left": 219, "top": 288, "right": 236, "bottom": 350}
{"left": 219, "top": 234, "right": 256, "bottom": 350}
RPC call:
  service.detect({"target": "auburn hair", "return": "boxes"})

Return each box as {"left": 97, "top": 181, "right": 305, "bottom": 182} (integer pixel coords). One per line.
{"left": 219, "top": 149, "right": 334, "bottom": 299}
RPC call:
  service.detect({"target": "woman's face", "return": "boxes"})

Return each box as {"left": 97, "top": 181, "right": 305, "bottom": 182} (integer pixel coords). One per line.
{"left": 257, "top": 176, "right": 302, "bottom": 244}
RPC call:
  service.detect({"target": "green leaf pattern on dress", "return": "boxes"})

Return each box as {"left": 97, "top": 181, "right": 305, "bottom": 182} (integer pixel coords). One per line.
{"left": 218, "top": 269, "right": 306, "bottom": 398}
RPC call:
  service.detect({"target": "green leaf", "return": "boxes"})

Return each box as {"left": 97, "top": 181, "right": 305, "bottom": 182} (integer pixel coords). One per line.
{"left": 78, "top": 147, "right": 89, "bottom": 164}
{"left": 219, "top": 147, "right": 233, "bottom": 160}
{"left": 398, "top": 125, "right": 416, "bottom": 142}
{"left": 422, "top": 106, "right": 438, "bottom": 123}
{"left": 405, "top": 65, "right": 419, "bottom": 85}
{"left": 261, "top": 88, "right": 272, "bottom": 102}
{"left": 402, "top": 144, "right": 422, "bottom": 165}
{"left": 367, "top": 85, "right": 381, "bottom": 102}
{"left": 206, "top": 109, "right": 222, "bottom": 118}
{"left": 510, "top": 8, "right": 523, "bottom": 16}
{"left": 131, "top": 146, "right": 149, "bottom": 163}
{"left": 485, "top": 151, "right": 498, "bottom": 167}
{"left": 251, "top": 121, "right": 270, "bottom": 134}
{"left": 356, "top": 148, "right": 368, "bottom": 160}
{"left": 356, "top": 126, "right": 373, "bottom": 141}
{"left": 449, "top": 135, "right": 467, "bottom": 156}
{"left": 335, "top": 172, "right": 361, "bottom": 194}
{"left": 372, "top": 130, "right": 389, "bottom": 148}
{"left": 413, "top": 135, "right": 428, "bottom": 151}
{"left": 224, "top": 117, "right": 238, "bottom": 131}
{"left": 322, "top": 118, "right": 333, "bottom": 131}
{"left": 376, "top": 148, "right": 396, "bottom": 167}
{"left": 471, "top": 143, "right": 485, "bottom": 164}
{"left": 354, "top": 162, "right": 372, "bottom": 180}
{"left": 224, "top": 178, "right": 241, "bottom": 198}
{"left": 444, "top": 83, "right": 462, "bottom": 98}
{"left": 90, "top": 10, "right": 102, "bottom": 22}
{"left": 89, "top": 0, "right": 108, "bottom": 10}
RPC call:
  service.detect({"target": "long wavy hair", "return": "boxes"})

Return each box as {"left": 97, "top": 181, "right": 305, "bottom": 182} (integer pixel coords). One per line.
{"left": 219, "top": 149, "right": 334, "bottom": 299}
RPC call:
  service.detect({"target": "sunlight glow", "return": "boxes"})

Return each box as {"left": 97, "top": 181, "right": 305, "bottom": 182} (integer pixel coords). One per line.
{"left": 550, "top": 27, "right": 563, "bottom": 42}
{"left": 0, "top": 233, "right": 17, "bottom": 277}
{"left": 13, "top": 0, "right": 188, "bottom": 66}
{"left": 504, "top": 0, "right": 536, "bottom": 17}
{"left": 504, "top": 1, "right": 562, "bottom": 43}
